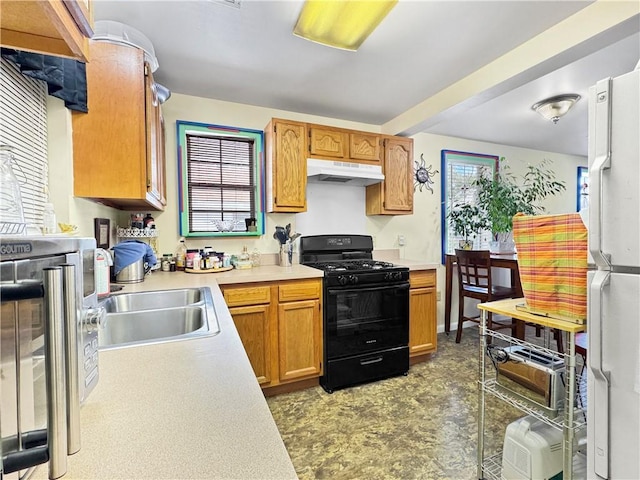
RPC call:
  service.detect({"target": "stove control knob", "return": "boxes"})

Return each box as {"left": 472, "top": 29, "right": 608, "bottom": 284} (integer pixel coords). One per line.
{"left": 348, "top": 275, "right": 358, "bottom": 285}
{"left": 338, "top": 275, "right": 348, "bottom": 286}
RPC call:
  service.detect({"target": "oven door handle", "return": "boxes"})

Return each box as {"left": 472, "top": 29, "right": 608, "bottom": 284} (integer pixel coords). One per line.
{"left": 0, "top": 280, "right": 44, "bottom": 302}
{"left": 326, "top": 283, "right": 410, "bottom": 296}
{"left": 360, "top": 356, "right": 384, "bottom": 366}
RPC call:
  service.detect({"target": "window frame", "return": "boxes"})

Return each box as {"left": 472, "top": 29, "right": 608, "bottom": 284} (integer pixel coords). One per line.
{"left": 176, "top": 120, "right": 265, "bottom": 238}
{"left": 440, "top": 150, "right": 498, "bottom": 263}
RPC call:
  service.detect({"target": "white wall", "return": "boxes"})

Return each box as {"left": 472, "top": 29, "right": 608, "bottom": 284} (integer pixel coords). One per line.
{"left": 48, "top": 92, "right": 586, "bottom": 331}
{"left": 47, "top": 97, "right": 122, "bottom": 246}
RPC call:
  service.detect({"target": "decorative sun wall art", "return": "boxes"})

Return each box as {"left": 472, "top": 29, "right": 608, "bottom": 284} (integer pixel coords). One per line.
{"left": 414, "top": 154, "right": 438, "bottom": 193}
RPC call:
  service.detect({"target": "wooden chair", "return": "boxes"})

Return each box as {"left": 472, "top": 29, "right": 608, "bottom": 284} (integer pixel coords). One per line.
{"left": 454, "top": 249, "right": 517, "bottom": 343}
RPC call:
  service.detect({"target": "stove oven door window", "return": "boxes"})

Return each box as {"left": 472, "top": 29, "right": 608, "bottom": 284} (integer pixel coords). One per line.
{"left": 324, "top": 283, "right": 409, "bottom": 359}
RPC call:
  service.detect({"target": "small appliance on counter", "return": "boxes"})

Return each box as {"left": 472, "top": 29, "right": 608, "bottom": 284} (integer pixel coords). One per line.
{"left": 0, "top": 236, "right": 101, "bottom": 478}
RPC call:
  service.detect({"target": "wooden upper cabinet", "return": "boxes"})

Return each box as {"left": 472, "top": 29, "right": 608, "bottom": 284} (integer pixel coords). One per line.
{"left": 308, "top": 125, "right": 346, "bottom": 159}
{"left": 349, "top": 131, "right": 381, "bottom": 163}
{"left": 308, "top": 124, "right": 381, "bottom": 164}
{"left": 265, "top": 119, "right": 307, "bottom": 213}
{"left": 366, "top": 136, "right": 414, "bottom": 215}
{"left": 0, "top": 0, "right": 93, "bottom": 61}
{"left": 72, "top": 41, "right": 166, "bottom": 211}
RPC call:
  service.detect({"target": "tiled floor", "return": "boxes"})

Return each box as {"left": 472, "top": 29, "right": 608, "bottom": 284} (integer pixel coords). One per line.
{"left": 267, "top": 329, "right": 530, "bottom": 480}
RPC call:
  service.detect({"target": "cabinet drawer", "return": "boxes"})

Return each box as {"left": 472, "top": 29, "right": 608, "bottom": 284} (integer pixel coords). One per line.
{"left": 223, "top": 286, "right": 271, "bottom": 307}
{"left": 410, "top": 270, "right": 436, "bottom": 288}
{"left": 279, "top": 281, "right": 321, "bottom": 302}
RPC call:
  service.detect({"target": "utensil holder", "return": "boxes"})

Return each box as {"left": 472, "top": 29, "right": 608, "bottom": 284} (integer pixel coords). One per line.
{"left": 279, "top": 242, "right": 293, "bottom": 267}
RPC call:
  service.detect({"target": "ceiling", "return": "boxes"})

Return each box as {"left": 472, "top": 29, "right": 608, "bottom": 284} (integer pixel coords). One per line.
{"left": 92, "top": 1, "right": 640, "bottom": 157}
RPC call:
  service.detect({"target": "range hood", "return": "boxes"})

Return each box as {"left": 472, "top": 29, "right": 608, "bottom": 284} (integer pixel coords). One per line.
{"left": 307, "top": 159, "right": 384, "bottom": 186}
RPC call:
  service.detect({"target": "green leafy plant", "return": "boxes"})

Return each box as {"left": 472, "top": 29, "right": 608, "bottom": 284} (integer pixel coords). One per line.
{"left": 475, "top": 158, "right": 566, "bottom": 241}
{"left": 447, "top": 203, "right": 489, "bottom": 246}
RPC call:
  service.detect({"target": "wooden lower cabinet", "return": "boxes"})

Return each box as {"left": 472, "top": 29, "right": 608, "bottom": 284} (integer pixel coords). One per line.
{"left": 278, "top": 299, "right": 321, "bottom": 381}
{"left": 227, "top": 304, "right": 273, "bottom": 385}
{"left": 409, "top": 270, "right": 437, "bottom": 363}
{"left": 221, "top": 279, "right": 322, "bottom": 393}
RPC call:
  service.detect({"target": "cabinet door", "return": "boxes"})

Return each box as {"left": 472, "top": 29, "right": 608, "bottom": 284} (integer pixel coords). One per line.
{"left": 229, "top": 304, "right": 273, "bottom": 385}
{"left": 409, "top": 286, "right": 437, "bottom": 356}
{"left": 72, "top": 41, "right": 149, "bottom": 207}
{"left": 382, "top": 137, "right": 413, "bottom": 212}
{"left": 366, "top": 136, "right": 414, "bottom": 215}
{"left": 144, "top": 67, "right": 166, "bottom": 207}
{"left": 278, "top": 299, "right": 322, "bottom": 382}
{"left": 0, "top": 0, "right": 92, "bottom": 61}
{"left": 309, "top": 126, "right": 346, "bottom": 159}
{"left": 271, "top": 120, "right": 307, "bottom": 212}
{"left": 409, "top": 270, "right": 437, "bottom": 357}
{"left": 349, "top": 132, "right": 381, "bottom": 162}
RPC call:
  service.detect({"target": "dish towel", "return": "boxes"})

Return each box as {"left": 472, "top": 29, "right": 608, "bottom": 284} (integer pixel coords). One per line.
{"left": 512, "top": 212, "right": 587, "bottom": 323}
{"left": 112, "top": 240, "right": 157, "bottom": 275}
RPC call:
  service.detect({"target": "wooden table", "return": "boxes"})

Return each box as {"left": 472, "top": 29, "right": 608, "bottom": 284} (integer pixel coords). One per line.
{"left": 444, "top": 252, "right": 523, "bottom": 335}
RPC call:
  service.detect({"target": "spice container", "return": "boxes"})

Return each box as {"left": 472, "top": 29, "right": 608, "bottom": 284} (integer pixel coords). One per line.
{"left": 161, "top": 254, "right": 172, "bottom": 272}
{"left": 186, "top": 249, "right": 198, "bottom": 269}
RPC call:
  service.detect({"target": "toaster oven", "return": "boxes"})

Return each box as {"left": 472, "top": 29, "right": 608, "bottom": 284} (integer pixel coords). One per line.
{"left": 495, "top": 345, "right": 565, "bottom": 414}
{"left": 0, "top": 237, "right": 101, "bottom": 479}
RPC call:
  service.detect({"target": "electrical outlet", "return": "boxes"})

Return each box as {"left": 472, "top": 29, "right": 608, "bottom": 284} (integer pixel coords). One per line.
{"left": 437, "top": 291, "right": 441, "bottom": 301}
{"left": 398, "top": 234, "right": 406, "bottom": 246}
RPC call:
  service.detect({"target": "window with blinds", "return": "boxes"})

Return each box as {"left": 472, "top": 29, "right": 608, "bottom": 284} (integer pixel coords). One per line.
{"left": 177, "top": 121, "right": 264, "bottom": 237}
{"left": 0, "top": 58, "right": 48, "bottom": 229}
{"left": 441, "top": 150, "right": 498, "bottom": 262}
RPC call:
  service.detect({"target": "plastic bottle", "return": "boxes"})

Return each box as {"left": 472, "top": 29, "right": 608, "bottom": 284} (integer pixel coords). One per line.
{"left": 43, "top": 202, "right": 57, "bottom": 234}
{"left": 192, "top": 251, "right": 201, "bottom": 271}
{"left": 176, "top": 238, "right": 187, "bottom": 270}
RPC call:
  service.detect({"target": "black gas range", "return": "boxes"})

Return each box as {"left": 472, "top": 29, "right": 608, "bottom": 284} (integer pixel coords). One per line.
{"left": 300, "top": 235, "right": 410, "bottom": 393}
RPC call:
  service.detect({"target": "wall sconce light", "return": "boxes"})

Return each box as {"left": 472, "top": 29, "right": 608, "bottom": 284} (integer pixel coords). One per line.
{"left": 293, "top": 0, "right": 397, "bottom": 51}
{"left": 531, "top": 94, "right": 581, "bottom": 124}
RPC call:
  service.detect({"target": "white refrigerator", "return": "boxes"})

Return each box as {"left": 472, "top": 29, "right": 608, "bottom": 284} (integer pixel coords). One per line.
{"left": 587, "top": 65, "right": 640, "bottom": 479}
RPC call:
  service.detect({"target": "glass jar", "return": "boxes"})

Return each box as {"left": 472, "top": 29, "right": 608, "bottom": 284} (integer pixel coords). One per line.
{"left": 250, "top": 248, "right": 261, "bottom": 267}
{"left": 0, "top": 145, "right": 26, "bottom": 235}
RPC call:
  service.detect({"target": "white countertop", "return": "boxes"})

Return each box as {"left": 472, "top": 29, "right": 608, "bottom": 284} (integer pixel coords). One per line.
{"left": 31, "top": 261, "right": 436, "bottom": 480}
{"left": 32, "top": 271, "right": 299, "bottom": 480}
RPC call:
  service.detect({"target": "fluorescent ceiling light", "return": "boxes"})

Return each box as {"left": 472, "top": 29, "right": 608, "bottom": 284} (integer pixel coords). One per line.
{"left": 531, "top": 94, "right": 581, "bottom": 124}
{"left": 293, "top": 0, "right": 398, "bottom": 51}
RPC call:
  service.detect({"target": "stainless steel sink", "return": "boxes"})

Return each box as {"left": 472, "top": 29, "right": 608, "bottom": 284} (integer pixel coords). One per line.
{"left": 101, "top": 288, "right": 203, "bottom": 313}
{"left": 98, "top": 287, "right": 220, "bottom": 350}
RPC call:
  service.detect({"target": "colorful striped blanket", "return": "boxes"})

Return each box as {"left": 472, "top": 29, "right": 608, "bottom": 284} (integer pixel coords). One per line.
{"left": 512, "top": 212, "right": 588, "bottom": 324}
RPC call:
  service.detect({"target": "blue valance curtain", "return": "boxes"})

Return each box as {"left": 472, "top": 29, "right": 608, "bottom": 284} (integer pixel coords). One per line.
{"left": 1, "top": 48, "right": 88, "bottom": 113}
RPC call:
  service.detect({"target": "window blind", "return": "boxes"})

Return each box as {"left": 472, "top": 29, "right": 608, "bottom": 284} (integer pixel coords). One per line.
{"left": 186, "top": 133, "right": 255, "bottom": 232}
{"left": 0, "top": 58, "right": 48, "bottom": 228}
{"left": 442, "top": 152, "right": 497, "bottom": 258}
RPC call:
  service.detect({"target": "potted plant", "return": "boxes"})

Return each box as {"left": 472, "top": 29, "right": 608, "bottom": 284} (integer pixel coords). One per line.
{"left": 475, "top": 159, "right": 566, "bottom": 253}
{"left": 447, "top": 203, "right": 489, "bottom": 250}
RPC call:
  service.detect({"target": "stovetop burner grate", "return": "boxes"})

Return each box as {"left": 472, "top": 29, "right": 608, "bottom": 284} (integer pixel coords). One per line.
{"left": 309, "top": 260, "right": 397, "bottom": 272}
